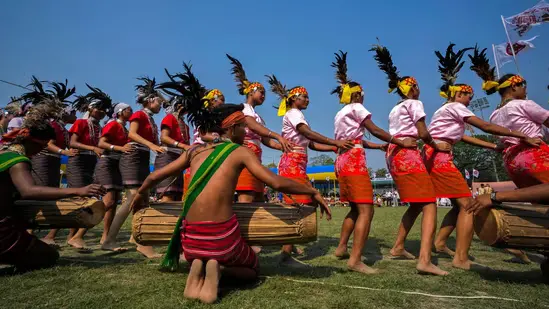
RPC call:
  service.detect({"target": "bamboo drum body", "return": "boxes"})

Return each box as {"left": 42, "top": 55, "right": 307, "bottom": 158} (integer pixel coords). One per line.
{"left": 132, "top": 202, "right": 317, "bottom": 246}
{"left": 14, "top": 198, "right": 106, "bottom": 228}
{"left": 474, "top": 203, "right": 549, "bottom": 249}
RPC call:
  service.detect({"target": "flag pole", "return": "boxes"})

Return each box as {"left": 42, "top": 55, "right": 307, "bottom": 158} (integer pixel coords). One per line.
{"left": 492, "top": 44, "right": 501, "bottom": 79}
{"left": 501, "top": 15, "right": 521, "bottom": 74}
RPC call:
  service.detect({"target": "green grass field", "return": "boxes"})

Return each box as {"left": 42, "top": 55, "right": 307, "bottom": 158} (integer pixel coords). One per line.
{"left": 1, "top": 207, "right": 548, "bottom": 309}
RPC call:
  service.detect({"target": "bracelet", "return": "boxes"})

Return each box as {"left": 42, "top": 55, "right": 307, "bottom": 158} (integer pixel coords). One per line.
{"left": 110, "top": 145, "right": 115, "bottom": 151}
{"left": 57, "top": 149, "right": 63, "bottom": 154}
{"left": 173, "top": 141, "right": 179, "bottom": 147}
{"left": 268, "top": 131, "right": 272, "bottom": 137}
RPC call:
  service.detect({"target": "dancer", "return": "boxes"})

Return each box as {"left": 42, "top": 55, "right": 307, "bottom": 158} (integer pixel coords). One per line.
{"left": 330, "top": 51, "right": 415, "bottom": 274}
{"left": 96, "top": 103, "right": 133, "bottom": 246}
{"left": 425, "top": 44, "right": 538, "bottom": 269}
{"left": 129, "top": 75, "right": 331, "bottom": 303}
{"left": 469, "top": 46, "right": 547, "bottom": 188}
{"left": 64, "top": 84, "right": 111, "bottom": 249}
{"left": 0, "top": 104, "right": 105, "bottom": 272}
{"left": 226, "top": 54, "right": 292, "bottom": 203}
{"left": 267, "top": 74, "right": 353, "bottom": 264}
{"left": 370, "top": 43, "right": 450, "bottom": 275}
{"left": 154, "top": 96, "right": 190, "bottom": 202}
{"left": 101, "top": 77, "right": 164, "bottom": 257}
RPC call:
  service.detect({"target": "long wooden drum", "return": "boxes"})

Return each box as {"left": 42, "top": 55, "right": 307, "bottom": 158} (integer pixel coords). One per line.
{"left": 132, "top": 202, "right": 317, "bottom": 246}
{"left": 474, "top": 203, "right": 549, "bottom": 249}
{"left": 14, "top": 198, "right": 106, "bottom": 228}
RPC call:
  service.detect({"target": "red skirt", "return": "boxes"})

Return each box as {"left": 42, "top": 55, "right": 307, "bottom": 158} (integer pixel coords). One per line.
{"left": 503, "top": 142, "right": 549, "bottom": 188}
{"left": 180, "top": 214, "right": 258, "bottom": 273}
{"left": 422, "top": 144, "right": 471, "bottom": 198}
{"left": 335, "top": 144, "right": 373, "bottom": 203}
{"left": 386, "top": 144, "right": 436, "bottom": 203}
{"left": 236, "top": 141, "right": 264, "bottom": 193}
{"left": 278, "top": 151, "right": 312, "bottom": 204}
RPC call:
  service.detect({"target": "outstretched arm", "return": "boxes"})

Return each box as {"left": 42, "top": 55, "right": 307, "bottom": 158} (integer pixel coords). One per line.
{"left": 297, "top": 124, "right": 353, "bottom": 150}
{"left": 415, "top": 119, "right": 451, "bottom": 152}
{"left": 245, "top": 117, "right": 292, "bottom": 152}
{"left": 261, "top": 137, "right": 282, "bottom": 150}
{"left": 461, "top": 135, "right": 497, "bottom": 150}
{"left": 466, "top": 183, "right": 549, "bottom": 215}
{"left": 160, "top": 128, "right": 190, "bottom": 150}
{"left": 137, "top": 151, "right": 191, "bottom": 195}
{"left": 69, "top": 134, "right": 96, "bottom": 152}
{"left": 309, "top": 142, "right": 336, "bottom": 152}
{"left": 362, "top": 140, "right": 386, "bottom": 150}
{"left": 467, "top": 116, "right": 526, "bottom": 139}
{"left": 363, "top": 118, "right": 413, "bottom": 148}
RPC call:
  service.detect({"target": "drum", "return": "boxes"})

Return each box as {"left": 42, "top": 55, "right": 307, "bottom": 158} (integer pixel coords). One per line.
{"left": 14, "top": 198, "right": 106, "bottom": 228}
{"left": 474, "top": 203, "right": 549, "bottom": 249}
{"left": 132, "top": 202, "right": 317, "bottom": 246}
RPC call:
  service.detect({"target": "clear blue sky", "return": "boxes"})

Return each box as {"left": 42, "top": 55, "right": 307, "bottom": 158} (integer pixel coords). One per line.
{"left": 2, "top": 0, "right": 548, "bottom": 170}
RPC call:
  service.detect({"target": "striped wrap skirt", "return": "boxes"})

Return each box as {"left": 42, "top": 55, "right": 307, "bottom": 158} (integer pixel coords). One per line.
{"left": 66, "top": 152, "right": 97, "bottom": 188}
{"left": 154, "top": 146, "right": 183, "bottom": 195}
{"left": 120, "top": 144, "right": 150, "bottom": 188}
{"left": 94, "top": 152, "right": 123, "bottom": 191}
{"left": 31, "top": 152, "right": 61, "bottom": 188}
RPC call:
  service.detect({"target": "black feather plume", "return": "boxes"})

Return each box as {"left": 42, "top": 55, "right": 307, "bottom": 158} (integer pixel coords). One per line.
{"left": 369, "top": 44, "right": 400, "bottom": 84}
{"left": 330, "top": 50, "right": 353, "bottom": 95}
{"left": 265, "top": 74, "right": 287, "bottom": 102}
{"left": 469, "top": 45, "right": 496, "bottom": 83}
{"left": 226, "top": 54, "right": 250, "bottom": 95}
{"left": 435, "top": 43, "right": 473, "bottom": 91}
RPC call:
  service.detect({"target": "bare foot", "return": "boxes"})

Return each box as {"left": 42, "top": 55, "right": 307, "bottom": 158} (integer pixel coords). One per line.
{"left": 347, "top": 261, "right": 378, "bottom": 274}
{"left": 67, "top": 237, "right": 90, "bottom": 250}
{"left": 389, "top": 248, "right": 416, "bottom": 260}
{"left": 41, "top": 237, "right": 59, "bottom": 247}
{"left": 184, "top": 259, "right": 204, "bottom": 300}
{"left": 334, "top": 246, "right": 350, "bottom": 259}
{"left": 101, "top": 241, "right": 128, "bottom": 253}
{"left": 252, "top": 246, "right": 262, "bottom": 254}
{"left": 199, "top": 260, "right": 220, "bottom": 304}
{"left": 180, "top": 252, "right": 188, "bottom": 263}
{"left": 417, "top": 262, "right": 449, "bottom": 276}
{"left": 435, "top": 245, "right": 456, "bottom": 257}
{"left": 100, "top": 237, "right": 106, "bottom": 246}
{"left": 136, "top": 245, "right": 162, "bottom": 259}
{"left": 452, "top": 258, "right": 472, "bottom": 270}
{"left": 506, "top": 249, "right": 531, "bottom": 264}
{"left": 292, "top": 246, "right": 304, "bottom": 255}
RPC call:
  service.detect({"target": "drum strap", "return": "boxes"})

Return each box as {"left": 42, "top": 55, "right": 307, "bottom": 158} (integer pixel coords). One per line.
{"left": 161, "top": 141, "right": 240, "bottom": 271}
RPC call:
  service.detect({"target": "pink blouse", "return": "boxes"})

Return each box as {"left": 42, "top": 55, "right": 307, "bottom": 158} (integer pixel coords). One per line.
{"left": 334, "top": 103, "right": 372, "bottom": 140}
{"left": 282, "top": 108, "right": 310, "bottom": 148}
{"left": 192, "top": 128, "right": 204, "bottom": 145}
{"left": 489, "top": 99, "right": 549, "bottom": 145}
{"left": 428, "top": 102, "right": 475, "bottom": 143}
{"left": 388, "top": 99, "right": 426, "bottom": 138}
{"left": 243, "top": 103, "right": 265, "bottom": 142}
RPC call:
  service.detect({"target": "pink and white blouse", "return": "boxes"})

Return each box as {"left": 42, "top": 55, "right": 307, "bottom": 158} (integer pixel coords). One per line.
{"left": 489, "top": 99, "right": 549, "bottom": 145}
{"left": 282, "top": 108, "right": 310, "bottom": 149}
{"left": 428, "top": 102, "right": 475, "bottom": 143}
{"left": 388, "top": 99, "right": 426, "bottom": 138}
{"left": 243, "top": 103, "right": 265, "bottom": 143}
{"left": 334, "top": 103, "right": 372, "bottom": 141}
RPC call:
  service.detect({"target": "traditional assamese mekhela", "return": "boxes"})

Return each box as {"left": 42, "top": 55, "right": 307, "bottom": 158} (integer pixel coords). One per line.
{"left": 227, "top": 54, "right": 266, "bottom": 194}
{"left": 469, "top": 47, "right": 549, "bottom": 188}
{"left": 331, "top": 51, "right": 373, "bottom": 204}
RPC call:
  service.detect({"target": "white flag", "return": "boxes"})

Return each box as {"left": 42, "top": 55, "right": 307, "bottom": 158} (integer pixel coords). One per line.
{"left": 494, "top": 36, "right": 538, "bottom": 68}
{"left": 504, "top": 0, "right": 549, "bottom": 36}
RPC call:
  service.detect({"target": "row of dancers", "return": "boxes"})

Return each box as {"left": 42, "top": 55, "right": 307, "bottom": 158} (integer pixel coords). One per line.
{"left": 1, "top": 42, "right": 548, "bottom": 288}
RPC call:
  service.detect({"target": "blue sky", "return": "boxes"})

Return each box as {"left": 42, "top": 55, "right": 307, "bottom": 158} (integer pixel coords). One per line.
{"left": 2, "top": 0, "right": 548, "bottom": 169}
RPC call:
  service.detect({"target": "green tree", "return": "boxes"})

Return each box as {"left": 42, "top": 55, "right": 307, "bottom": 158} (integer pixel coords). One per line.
{"left": 309, "top": 154, "right": 335, "bottom": 166}
{"left": 265, "top": 162, "right": 277, "bottom": 169}
{"left": 452, "top": 134, "right": 509, "bottom": 182}
{"left": 375, "top": 168, "right": 388, "bottom": 178}
{"left": 368, "top": 167, "right": 373, "bottom": 177}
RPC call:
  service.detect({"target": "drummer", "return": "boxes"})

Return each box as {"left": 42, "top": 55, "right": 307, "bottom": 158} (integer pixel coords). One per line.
{"left": 468, "top": 183, "right": 549, "bottom": 214}
{"left": 129, "top": 72, "right": 331, "bottom": 304}
{"left": 0, "top": 104, "right": 105, "bottom": 272}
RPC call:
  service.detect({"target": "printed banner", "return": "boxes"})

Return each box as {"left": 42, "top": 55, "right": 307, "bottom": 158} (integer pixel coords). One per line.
{"left": 494, "top": 36, "right": 538, "bottom": 68}
{"left": 504, "top": 0, "right": 549, "bottom": 36}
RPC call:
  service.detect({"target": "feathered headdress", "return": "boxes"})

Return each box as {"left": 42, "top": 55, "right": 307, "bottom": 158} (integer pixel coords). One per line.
{"left": 370, "top": 43, "right": 418, "bottom": 98}
{"left": 226, "top": 54, "right": 264, "bottom": 96}
{"left": 435, "top": 43, "right": 473, "bottom": 99}
{"left": 469, "top": 45, "right": 500, "bottom": 95}
{"left": 18, "top": 76, "right": 49, "bottom": 107}
{"left": 135, "top": 77, "right": 163, "bottom": 105}
{"left": 73, "top": 84, "right": 112, "bottom": 113}
{"left": 47, "top": 80, "right": 76, "bottom": 104}
{"left": 330, "top": 51, "right": 363, "bottom": 104}
{"left": 266, "top": 74, "right": 308, "bottom": 116}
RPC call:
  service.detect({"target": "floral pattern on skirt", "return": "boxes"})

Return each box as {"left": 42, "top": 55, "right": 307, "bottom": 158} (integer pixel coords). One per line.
{"left": 336, "top": 146, "right": 373, "bottom": 203}
{"left": 503, "top": 143, "right": 549, "bottom": 188}
{"left": 278, "top": 151, "right": 311, "bottom": 204}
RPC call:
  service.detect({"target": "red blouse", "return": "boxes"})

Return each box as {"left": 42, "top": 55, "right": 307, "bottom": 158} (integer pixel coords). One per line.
{"left": 129, "top": 110, "right": 157, "bottom": 144}
{"left": 101, "top": 120, "right": 129, "bottom": 146}
{"left": 161, "top": 114, "right": 190, "bottom": 144}
{"left": 68, "top": 119, "right": 101, "bottom": 146}
{"left": 51, "top": 120, "right": 69, "bottom": 149}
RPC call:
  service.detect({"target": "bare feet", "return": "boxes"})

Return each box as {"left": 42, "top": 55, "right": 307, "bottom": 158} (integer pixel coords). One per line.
{"left": 417, "top": 262, "right": 449, "bottom": 276}
{"left": 334, "top": 246, "right": 350, "bottom": 259}
{"left": 452, "top": 258, "right": 472, "bottom": 270}
{"left": 347, "top": 261, "right": 378, "bottom": 274}
{"left": 435, "top": 245, "right": 456, "bottom": 257}
{"left": 41, "top": 237, "right": 59, "bottom": 247}
{"left": 199, "top": 260, "right": 220, "bottom": 304}
{"left": 136, "top": 245, "right": 162, "bottom": 259}
{"left": 100, "top": 241, "right": 128, "bottom": 253}
{"left": 67, "top": 237, "right": 90, "bottom": 250}
{"left": 184, "top": 259, "right": 204, "bottom": 300}
{"left": 389, "top": 248, "right": 416, "bottom": 260}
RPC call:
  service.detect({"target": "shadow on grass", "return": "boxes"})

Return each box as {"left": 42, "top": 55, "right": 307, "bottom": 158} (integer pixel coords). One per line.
{"left": 470, "top": 263, "right": 547, "bottom": 285}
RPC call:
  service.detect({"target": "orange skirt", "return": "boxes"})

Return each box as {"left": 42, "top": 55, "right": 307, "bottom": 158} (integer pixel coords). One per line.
{"left": 236, "top": 141, "right": 264, "bottom": 193}
{"left": 503, "top": 142, "right": 549, "bottom": 188}
{"left": 386, "top": 144, "right": 436, "bottom": 203}
{"left": 335, "top": 145, "right": 373, "bottom": 204}
{"left": 422, "top": 144, "right": 471, "bottom": 198}
{"left": 278, "top": 151, "right": 312, "bottom": 204}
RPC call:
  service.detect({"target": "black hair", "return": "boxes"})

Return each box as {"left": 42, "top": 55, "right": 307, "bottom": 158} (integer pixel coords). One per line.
{"left": 135, "top": 77, "right": 163, "bottom": 106}
{"left": 74, "top": 84, "right": 112, "bottom": 112}
{"left": 330, "top": 51, "right": 362, "bottom": 102}
{"left": 196, "top": 104, "right": 244, "bottom": 134}
{"left": 497, "top": 73, "right": 519, "bottom": 96}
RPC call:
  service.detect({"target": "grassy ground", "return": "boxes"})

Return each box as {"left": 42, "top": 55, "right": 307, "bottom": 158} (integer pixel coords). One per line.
{"left": 1, "top": 206, "right": 548, "bottom": 309}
